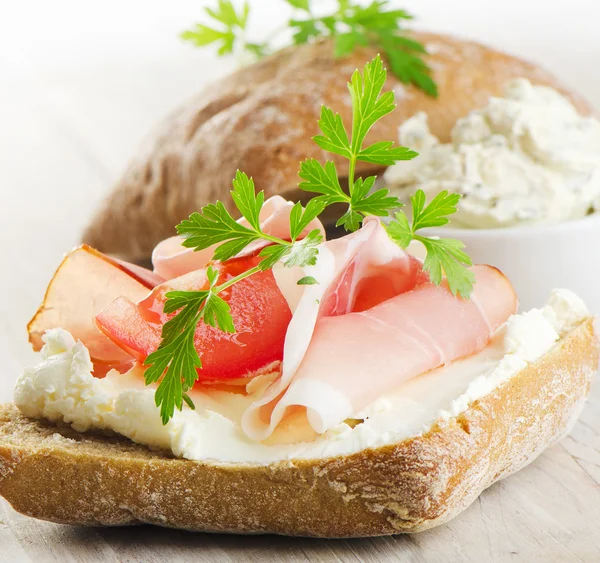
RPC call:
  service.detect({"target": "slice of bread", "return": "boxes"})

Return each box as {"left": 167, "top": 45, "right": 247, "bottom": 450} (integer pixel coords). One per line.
{"left": 0, "top": 318, "right": 596, "bottom": 537}
{"left": 81, "top": 33, "right": 594, "bottom": 261}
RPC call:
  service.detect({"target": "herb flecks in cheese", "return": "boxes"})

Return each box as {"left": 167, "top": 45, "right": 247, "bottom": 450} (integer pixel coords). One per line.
{"left": 385, "top": 79, "right": 600, "bottom": 228}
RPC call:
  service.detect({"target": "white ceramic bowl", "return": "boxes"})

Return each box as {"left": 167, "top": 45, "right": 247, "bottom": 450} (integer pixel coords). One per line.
{"left": 425, "top": 214, "right": 600, "bottom": 314}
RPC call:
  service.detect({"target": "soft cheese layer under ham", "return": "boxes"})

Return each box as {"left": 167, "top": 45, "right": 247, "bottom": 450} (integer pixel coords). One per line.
{"left": 27, "top": 197, "right": 518, "bottom": 441}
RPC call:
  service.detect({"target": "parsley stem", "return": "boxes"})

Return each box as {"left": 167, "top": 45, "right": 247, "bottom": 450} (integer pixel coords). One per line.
{"left": 214, "top": 265, "right": 262, "bottom": 294}
{"left": 347, "top": 156, "right": 356, "bottom": 198}
{"left": 256, "top": 232, "right": 293, "bottom": 247}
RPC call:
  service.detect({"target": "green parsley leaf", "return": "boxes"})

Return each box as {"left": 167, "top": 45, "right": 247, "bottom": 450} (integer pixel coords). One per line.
{"left": 388, "top": 33, "right": 427, "bottom": 54}
{"left": 358, "top": 141, "right": 418, "bottom": 166}
{"left": 257, "top": 244, "right": 291, "bottom": 270}
{"left": 348, "top": 54, "right": 395, "bottom": 153}
{"left": 181, "top": 170, "right": 325, "bottom": 268}
{"left": 181, "top": 0, "right": 249, "bottom": 56}
{"left": 286, "top": 0, "right": 310, "bottom": 11}
{"left": 313, "top": 106, "right": 352, "bottom": 159}
{"left": 177, "top": 202, "right": 258, "bottom": 262}
{"left": 148, "top": 325, "right": 201, "bottom": 425}
{"left": 180, "top": 169, "right": 325, "bottom": 273}
{"left": 385, "top": 210, "right": 412, "bottom": 247}
{"left": 298, "top": 159, "right": 346, "bottom": 206}
{"left": 281, "top": 229, "right": 323, "bottom": 267}
{"left": 144, "top": 289, "right": 208, "bottom": 424}
{"left": 289, "top": 199, "right": 327, "bottom": 240}
{"left": 350, "top": 177, "right": 401, "bottom": 217}
{"left": 183, "top": 1, "right": 437, "bottom": 97}
{"left": 299, "top": 55, "right": 413, "bottom": 231}
{"left": 334, "top": 31, "right": 368, "bottom": 58}
{"left": 385, "top": 189, "right": 474, "bottom": 298}
{"left": 180, "top": 25, "right": 233, "bottom": 48}
{"left": 336, "top": 208, "right": 362, "bottom": 232}
{"left": 160, "top": 294, "right": 210, "bottom": 338}
{"left": 206, "top": 0, "right": 249, "bottom": 28}
{"left": 201, "top": 265, "right": 236, "bottom": 332}
{"left": 297, "top": 276, "right": 319, "bottom": 285}
{"left": 177, "top": 171, "right": 273, "bottom": 262}
{"left": 419, "top": 237, "right": 475, "bottom": 298}
{"left": 411, "top": 190, "right": 461, "bottom": 230}
{"left": 258, "top": 229, "right": 323, "bottom": 270}
{"left": 290, "top": 18, "right": 320, "bottom": 44}
{"left": 230, "top": 170, "right": 264, "bottom": 231}
{"left": 346, "top": 2, "right": 413, "bottom": 28}
{"left": 377, "top": 29, "right": 438, "bottom": 97}
{"left": 203, "top": 292, "right": 236, "bottom": 332}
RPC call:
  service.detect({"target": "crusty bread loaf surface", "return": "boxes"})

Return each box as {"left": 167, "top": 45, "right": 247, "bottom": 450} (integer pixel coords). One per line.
{"left": 0, "top": 318, "right": 596, "bottom": 537}
{"left": 82, "top": 33, "right": 594, "bottom": 261}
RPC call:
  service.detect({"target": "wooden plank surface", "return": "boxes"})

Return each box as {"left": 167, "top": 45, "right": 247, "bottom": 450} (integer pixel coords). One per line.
{"left": 2, "top": 1, "right": 600, "bottom": 560}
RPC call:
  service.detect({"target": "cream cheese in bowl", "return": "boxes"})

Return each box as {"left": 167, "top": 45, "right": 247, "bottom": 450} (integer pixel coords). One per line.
{"left": 385, "top": 79, "right": 600, "bottom": 312}
{"left": 384, "top": 79, "right": 600, "bottom": 228}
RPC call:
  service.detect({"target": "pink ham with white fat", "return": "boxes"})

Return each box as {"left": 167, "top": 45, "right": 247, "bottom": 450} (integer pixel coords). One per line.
{"left": 28, "top": 195, "right": 518, "bottom": 439}
{"left": 242, "top": 217, "right": 518, "bottom": 441}
{"left": 152, "top": 195, "right": 326, "bottom": 279}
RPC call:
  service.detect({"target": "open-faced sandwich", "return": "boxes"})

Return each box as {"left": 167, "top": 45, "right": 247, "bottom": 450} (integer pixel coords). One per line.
{"left": 1, "top": 56, "right": 597, "bottom": 537}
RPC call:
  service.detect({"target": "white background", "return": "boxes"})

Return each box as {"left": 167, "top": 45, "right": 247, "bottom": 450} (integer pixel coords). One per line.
{"left": 1, "top": 0, "right": 599, "bottom": 399}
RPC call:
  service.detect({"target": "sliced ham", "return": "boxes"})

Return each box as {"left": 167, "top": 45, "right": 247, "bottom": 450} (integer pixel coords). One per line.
{"left": 242, "top": 219, "right": 518, "bottom": 441}
{"left": 31, "top": 202, "right": 518, "bottom": 441}
{"left": 28, "top": 245, "right": 161, "bottom": 375}
{"left": 274, "top": 218, "right": 428, "bottom": 380}
{"left": 113, "top": 259, "right": 165, "bottom": 288}
{"left": 243, "top": 218, "right": 428, "bottom": 439}
{"left": 152, "top": 195, "right": 326, "bottom": 279}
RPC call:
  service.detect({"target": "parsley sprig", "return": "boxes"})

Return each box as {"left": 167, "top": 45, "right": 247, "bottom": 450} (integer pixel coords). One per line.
{"left": 181, "top": 0, "right": 437, "bottom": 97}
{"left": 144, "top": 56, "right": 471, "bottom": 424}
{"left": 299, "top": 55, "right": 417, "bottom": 231}
{"left": 145, "top": 264, "right": 256, "bottom": 423}
{"left": 298, "top": 55, "right": 472, "bottom": 296}
{"left": 386, "top": 190, "right": 476, "bottom": 298}
{"left": 178, "top": 170, "right": 325, "bottom": 269}
{"left": 144, "top": 171, "right": 325, "bottom": 422}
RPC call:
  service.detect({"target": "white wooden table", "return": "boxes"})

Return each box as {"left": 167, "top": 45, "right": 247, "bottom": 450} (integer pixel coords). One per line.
{"left": 1, "top": 1, "right": 600, "bottom": 560}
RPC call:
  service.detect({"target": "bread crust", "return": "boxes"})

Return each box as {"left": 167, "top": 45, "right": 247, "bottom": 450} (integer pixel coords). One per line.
{"left": 81, "top": 33, "right": 594, "bottom": 260}
{"left": 0, "top": 319, "right": 597, "bottom": 537}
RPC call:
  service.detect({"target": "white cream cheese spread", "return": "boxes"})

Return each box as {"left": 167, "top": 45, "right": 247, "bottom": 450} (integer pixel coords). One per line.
{"left": 384, "top": 79, "right": 600, "bottom": 228}
{"left": 14, "top": 289, "right": 588, "bottom": 464}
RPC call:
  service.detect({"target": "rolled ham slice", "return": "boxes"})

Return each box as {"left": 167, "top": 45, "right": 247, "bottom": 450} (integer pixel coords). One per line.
{"left": 28, "top": 245, "right": 161, "bottom": 375}
{"left": 243, "top": 218, "right": 426, "bottom": 439}
{"left": 242, "top": 219, "right": 518, "bottom": 441}
{"left": 152, "top": 195, "right": 326, "bottom": 279}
